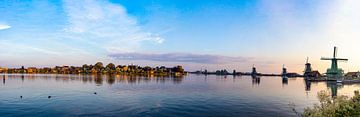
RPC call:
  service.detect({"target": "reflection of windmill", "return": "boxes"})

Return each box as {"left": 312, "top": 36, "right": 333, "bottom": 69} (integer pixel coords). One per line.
{"left": 321, "top": 47, "right": 348, "bottom": 79}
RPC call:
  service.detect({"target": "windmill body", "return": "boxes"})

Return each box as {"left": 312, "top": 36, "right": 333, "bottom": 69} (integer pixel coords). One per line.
{"left": 321, "top": 47, "right": 348, "bottom": 79}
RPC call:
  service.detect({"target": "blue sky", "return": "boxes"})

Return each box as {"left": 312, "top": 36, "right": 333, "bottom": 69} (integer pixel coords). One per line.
{"left": 1, "top": 0, "right": 360, "bottom": 73}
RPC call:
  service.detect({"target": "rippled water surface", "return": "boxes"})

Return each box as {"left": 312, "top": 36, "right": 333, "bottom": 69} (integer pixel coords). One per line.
{"left": 1, "top": 74, "right": 359, "bottom": 117}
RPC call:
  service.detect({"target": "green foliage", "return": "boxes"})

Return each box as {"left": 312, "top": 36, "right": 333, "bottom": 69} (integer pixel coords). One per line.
{"left": 105, "top": 63, "right": 116, "bottom": 70}
{"left": 302, "top": 90, "right": 360, "bottom": 117}
{"left": 94, "top": 62, "right": 104, "bottom": 73}
{"left": 0, "top": 62, "right": 185, "bottom": 76}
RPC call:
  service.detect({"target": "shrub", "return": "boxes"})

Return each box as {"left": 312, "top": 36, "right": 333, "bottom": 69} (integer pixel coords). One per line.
{"left": 302, "top": 90, "right": 360, "bottom": 117}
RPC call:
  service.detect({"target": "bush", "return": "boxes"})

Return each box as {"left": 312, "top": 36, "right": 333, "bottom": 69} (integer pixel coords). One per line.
{"left": 302, "top": 90, "right": 360, "bottom": 117}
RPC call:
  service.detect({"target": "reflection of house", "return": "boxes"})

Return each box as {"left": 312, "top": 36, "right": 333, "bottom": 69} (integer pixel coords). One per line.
{"left": 345, "top": 72, "right": 360, "bottom": 78}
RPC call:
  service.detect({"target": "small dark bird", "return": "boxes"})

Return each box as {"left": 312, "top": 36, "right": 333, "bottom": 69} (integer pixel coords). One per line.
{"left": 94, "top": 92, "right": 97, "bottom": 95}
{"left": 48, "top": 96, "right": 51, "bottom": 99}
{"left": 20, "top": 96, "right": 23, "bottom": 99}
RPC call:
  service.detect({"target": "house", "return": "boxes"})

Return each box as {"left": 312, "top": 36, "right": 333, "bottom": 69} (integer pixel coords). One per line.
{"left": 345, "top": 71, "right": 360, "bottom": 78}
{"left": 305, "top": 71, "right": 322, "bottom": 78}
{"left": 286, "top": 73, "right": 301, "bottom": 77}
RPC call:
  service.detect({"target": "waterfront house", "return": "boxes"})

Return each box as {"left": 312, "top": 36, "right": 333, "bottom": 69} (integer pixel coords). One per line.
{"left": 345, "top": 71, "right": 360, "bottom": 78}
{"left": 309, "top": 71, "right": 322, "bottom": 78}
{"left": 286, "top": 73, "right": 301, "bottom": 77}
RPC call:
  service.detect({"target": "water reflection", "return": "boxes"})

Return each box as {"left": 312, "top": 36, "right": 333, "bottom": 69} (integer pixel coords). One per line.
{"left": 107, "top": 75, "right": 115, "bottom": 85}
{"left": 326, "top": 82, "right": 344, "bottom": 97}
{"left": 251, "top": 75, "right": 260, "bottom": 85}
{"left": 21, "top": 74, "right": 24, "bottom": 82}
{"left": 2, "top": 74, "right": 357, "bottom": 98}
{"left": 1, "top": 74, "right": 360, "bottom": 117}
{"left": 303, "top": 79, "right": 344, "bottom": 97}
{"left": 94, "top": 74, "right": 103, "bottom": 85}
{"left": 2, "top": 74, "right": 185, "bottom": 85}
{"left": 2, "top": 75, "right": 5, "bottom": 85}
{"left": 282, "top": 77, "right": 288, "bottom": 86}
{"left": 305, "top": 80, "right": 311, "bottom": 91}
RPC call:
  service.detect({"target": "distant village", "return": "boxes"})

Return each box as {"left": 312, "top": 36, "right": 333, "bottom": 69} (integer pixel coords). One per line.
{"left": 1, "top": 47, "right": 359, "bottom": 82}
{"left": 191, "top": 60, "right": 359, "bottom": 80}
{"left": 0, "top": 62, "right": 185, "bottom": 76}
{"left": 192, "top": 47, "right": 360, "bottom": 82}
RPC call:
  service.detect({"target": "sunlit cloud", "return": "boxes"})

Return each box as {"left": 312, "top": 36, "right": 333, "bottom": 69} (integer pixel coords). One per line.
{"left": 62, "top": 0, "right": 164, "bottom": 53}
{"left": 0, "top": 23, "right": 11, "bottom": 30}
{"left": 109, "top": 52, "right": 250, "bottom": 64}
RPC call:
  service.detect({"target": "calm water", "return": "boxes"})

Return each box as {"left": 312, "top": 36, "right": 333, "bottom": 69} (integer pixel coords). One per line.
{"left": 1, "top": 74, "right": 359, "bottom": 117}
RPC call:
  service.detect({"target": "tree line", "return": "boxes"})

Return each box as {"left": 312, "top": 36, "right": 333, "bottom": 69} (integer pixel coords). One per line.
{"left": 0, "top": 62, "right": 185, "bottom": 76}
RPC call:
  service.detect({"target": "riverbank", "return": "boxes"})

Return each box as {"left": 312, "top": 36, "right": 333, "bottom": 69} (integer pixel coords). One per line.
{"left": 305, "top": 77, "right": 360, "bottom": 84}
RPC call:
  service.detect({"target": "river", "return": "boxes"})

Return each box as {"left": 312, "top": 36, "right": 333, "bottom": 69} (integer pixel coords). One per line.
{"left": 0, "top": 74, "right": 359, "bottom": 117}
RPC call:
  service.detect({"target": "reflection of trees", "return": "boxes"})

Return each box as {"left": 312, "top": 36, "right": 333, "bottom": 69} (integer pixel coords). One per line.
{"left": 106, "top": 74, "right": 115, "bottom": 85}
{"left": 172, "top": 75, "right": 184, "bottom": 84}
{"left": 117, "top": 75, "right": 126, "bottom": 83}
{"left": 156, "top": 77, "right": 166, "bottom": 84}
{"left": 94, "top": 74, "right": 103, "bottom": 85}
{"left": 81, "top": 75, "right": 90, "bottom": 83}
{"left": 128, "top": 75, "right": 137, "bottom": 84}
{"left": 3, "top": 75, "right": 5, "bottom": 85}
{"left": 5, "top": 74, "right": 185, "bottom": 85}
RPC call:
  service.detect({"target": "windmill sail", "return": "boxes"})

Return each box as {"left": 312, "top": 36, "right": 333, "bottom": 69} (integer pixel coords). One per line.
{"left": 333, "top": 47, "right": 337, "bottom": 58}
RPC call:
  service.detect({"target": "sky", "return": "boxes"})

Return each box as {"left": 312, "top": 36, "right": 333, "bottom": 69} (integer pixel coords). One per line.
{"left": 1, "top": 0, "right": 360, "bottom": 73}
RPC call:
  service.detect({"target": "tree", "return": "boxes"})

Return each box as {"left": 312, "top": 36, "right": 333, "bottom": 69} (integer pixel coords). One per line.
{"left": 105, "top": 63, "right": 116, "bottom": 74}
{"left": 94, "top": 62, "right": 104, "bottom": 73}
{"left": 106, "top": 63, "right": 116, "bottom": 70}
{"left": 82, "top": 64, "right": 89, "bottom": 73}
{"left": 173, "top": 65, "right": 184, "bottom": 73}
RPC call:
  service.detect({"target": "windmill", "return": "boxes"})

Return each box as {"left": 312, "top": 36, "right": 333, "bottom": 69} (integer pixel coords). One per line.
{"left": 282, "top": 64, "right": 287, "bottom": 78}
{"left": 251, "top": 64, "right": 257, "bottom": 77}
{"left": 321, "top": 46, "right": 348, "bottom": 79}
{"left": 304, "top": 57, "right": 312, "bottom": 77}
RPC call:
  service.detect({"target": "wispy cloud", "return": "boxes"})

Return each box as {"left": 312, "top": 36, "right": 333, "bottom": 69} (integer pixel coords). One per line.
{"left": 108, "top": 52, "right": 250, "bottom": 64}
{"left": 62, "top": 0, "right": 164, "bottom": 53}
{"left": 0, "top": 23, "right": 11, "bottom": 30}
